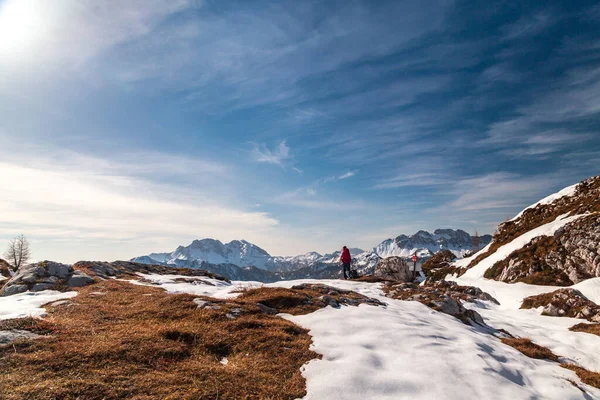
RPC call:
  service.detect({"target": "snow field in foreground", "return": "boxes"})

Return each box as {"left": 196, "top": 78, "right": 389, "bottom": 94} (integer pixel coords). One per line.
{"left": 132, "top": 276, "right": 600, "bottom": 399}
{"left": 0, "top": 290, "right": 77, "bottom": 320}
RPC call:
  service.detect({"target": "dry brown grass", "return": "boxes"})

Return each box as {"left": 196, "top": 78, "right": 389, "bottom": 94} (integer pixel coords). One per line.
{"left": 484, "top": 236, "right": 573, "bottom": 285}
{"left": 421, "top": 250, "right": 460, "bottom": 282}
{"left": 562, "top": 364, "right": 600, "bottom": 389}
{"left": 73, "top": 260, "right": 229, "bottom": 282}
{"left": 0, "top": 280, "right": 319, "bottom": 399}
{"left": 500, "top": 338, "right": 559, "bottom": 361}
{"left": 521, "top": 291, "right": 555, "bottom": 309}
{"left": 235, "top": 284, "right": 382, "bottom": 315}
{"left": 570, "top": 323, "right": 600, "bottom": 336}
{"left": 500, "top": 336, "right": 600, "bottom": 390}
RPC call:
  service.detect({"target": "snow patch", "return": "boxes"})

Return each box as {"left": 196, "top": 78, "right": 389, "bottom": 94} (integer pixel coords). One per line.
{"left": 129, "top": 273, "right": 243, "bottom": 299}
{"left": 0, "top": 290, "right": 77, "bottom": 320}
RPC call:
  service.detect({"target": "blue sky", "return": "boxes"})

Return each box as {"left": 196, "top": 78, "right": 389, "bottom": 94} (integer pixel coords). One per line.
{"left": 0, "top": 0, "right": 599, "bottom": 262}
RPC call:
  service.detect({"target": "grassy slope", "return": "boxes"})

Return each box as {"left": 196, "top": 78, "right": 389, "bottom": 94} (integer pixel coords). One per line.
{"left": 0, "top": 280, "right": 320, "bottom": 399}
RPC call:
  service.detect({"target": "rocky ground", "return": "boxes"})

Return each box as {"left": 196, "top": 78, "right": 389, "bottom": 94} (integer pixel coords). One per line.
{"left": 382, "top": 280, "right": 499, "bottom": 327}
{"left": 521, "top": 288, "right": 600, "bottom": 321}
{"left": 0, "top": 260, "right": 231, "bottom": 297}
{"left": 0, "top": 261, "right": 95, "bottom": 296}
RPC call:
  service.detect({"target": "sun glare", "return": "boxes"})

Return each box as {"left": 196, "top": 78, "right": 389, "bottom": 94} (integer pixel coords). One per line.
{"left": 0, "top": 0, "right": 44, "bottom": 57}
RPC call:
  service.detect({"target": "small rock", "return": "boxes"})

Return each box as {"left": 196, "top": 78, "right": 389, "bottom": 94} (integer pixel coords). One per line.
{"left": 320, "top": 295, "right": 339, "bottom": 308}
{"left": 480, "top": 292, "right": 500, "bottom": 305}
{"left": 229, "top": 307, "right": 244, "bottom": 317}
{"left": 193, "top": 299, "right": 211, "bottom": 308}
{"left": 580, "top": 306, "right": 594, "bottom": 318}
{"left": 47, "top": 300, "right": 73, "bottom": 307}
{"left": 31, "top": 283, "right": 55, "bottom": 292}
{"left": 89, "top": 292, "right": 106, "bottom": 296}
{"left": 432, "top": 297, "right": 463, "bottom": 316}
{"left": 39, "top": 276, "right": 59, "bottom": 284}
{"left": 464, "top": 309, "right": 485, "bottom": 326}
{"left": 542, "top": 304, "right": 561, "bottom": 317}
{"left": 0, "top": 330, "right": 44, "bottom": 345}
{"left": 1, "top": 284, "right": 28, "bottom": 297}
{"left": 256, "top": 303, "right": 278, "bottom": 315}
{"left": 20, "top": 273, "right": 39, "bottom": 284}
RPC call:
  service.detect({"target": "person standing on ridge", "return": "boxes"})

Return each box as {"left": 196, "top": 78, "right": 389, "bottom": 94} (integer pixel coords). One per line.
{"left": 340, "top": 246, "right": 352, "bottom": 280}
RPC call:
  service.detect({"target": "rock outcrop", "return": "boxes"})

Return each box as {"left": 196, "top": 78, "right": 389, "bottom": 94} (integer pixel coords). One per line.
{"left": 73, "top": 260, "right": 230, "bottom": 282}
{"left": 521, "top": 288, "right": 600, "bottom": 321}
{"left": 384, "top": 280, "right": 498, "bottom": 327}
{"left": 421, "top": 250, "right": 459, "bottom": 282}
{"left": 0, "top": 261, "right": 95, "bottom": 296}
{"left": 470, "top": 176, "right": 600, "bottom": 285}
{"left": 374, "top": 257, "right": 414, "bottom": 281}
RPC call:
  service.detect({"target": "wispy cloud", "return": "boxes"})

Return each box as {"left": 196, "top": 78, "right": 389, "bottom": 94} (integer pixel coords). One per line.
{"left": 338, "top": 171, "right": 356, "bottom": 180}
{"left": 373, "top": 172, "right": 448, "bottom": 189}
{"left": 252, "top": 141, "right": 291, "bottom": 167}
{"left": 0, "top": 156, "right": 279, "bottom": 261}
{"left": 435, "top": 172, "right": 561, "bottom": 213}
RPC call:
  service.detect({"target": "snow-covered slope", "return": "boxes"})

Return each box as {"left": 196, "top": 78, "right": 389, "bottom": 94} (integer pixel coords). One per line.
{"left": 453, "top": 175, "right": 600, "bottom": 285}
{"left": 126, "top": 274, "right": 600, "bottom": 399}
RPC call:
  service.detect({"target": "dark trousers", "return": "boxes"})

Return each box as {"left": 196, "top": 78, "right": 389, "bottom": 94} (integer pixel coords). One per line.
{"left": 342, "top": 262, "right": 351, "bottom": 279}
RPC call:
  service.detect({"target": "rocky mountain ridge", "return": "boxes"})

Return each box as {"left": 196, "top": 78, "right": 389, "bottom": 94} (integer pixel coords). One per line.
{"left": 132, "top": 229, "right": 487, "bottom": 281}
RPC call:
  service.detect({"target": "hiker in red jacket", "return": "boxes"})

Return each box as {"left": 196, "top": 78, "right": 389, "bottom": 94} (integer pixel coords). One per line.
{"left": 340, "top": 246, "right": 352, "bottom": 280}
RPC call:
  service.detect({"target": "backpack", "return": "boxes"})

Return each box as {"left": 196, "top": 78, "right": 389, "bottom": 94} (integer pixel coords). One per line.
{"left": 349, "top": 269, "right": 359, "bottom": 279}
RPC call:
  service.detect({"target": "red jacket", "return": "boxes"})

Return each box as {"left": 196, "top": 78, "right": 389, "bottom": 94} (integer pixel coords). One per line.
{"left": 341, "top": 248, "right": 352, "bottom": 264}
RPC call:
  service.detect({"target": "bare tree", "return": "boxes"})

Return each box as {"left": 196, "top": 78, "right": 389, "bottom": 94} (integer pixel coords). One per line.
{"left": 4, "top": 235, "right": 31, "bottom": 272}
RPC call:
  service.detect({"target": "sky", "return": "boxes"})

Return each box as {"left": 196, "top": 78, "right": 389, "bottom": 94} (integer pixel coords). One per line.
{"left": 0, "top": 0, "right": 599, "bottom": 262}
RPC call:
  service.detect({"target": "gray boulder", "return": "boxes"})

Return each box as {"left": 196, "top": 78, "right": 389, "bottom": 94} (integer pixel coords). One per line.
{"left": 320, "top": 295, "right": 340, "bottom": 308}
{"left": 1, "top": 261, "right": 95, "bottom": 296}
{"left": 48, "top": 262, "right": 72, "bottom": 279}
{"left": 374, "top": 257, "right": 413, "bottom": 281}
{"left": 32, "top": 283, "right": 55, "bottom": 292}
{"left": 433, "top": 296, "right": 464, "bottom": 316}
{"left": 1, "top": 284, "right": 28, "bottom": 296}
{"left": 67, "top": 271, "right": 95, "bottom": 287}
{"left": 256, "top": 302, "right": 278, "bottom": 315}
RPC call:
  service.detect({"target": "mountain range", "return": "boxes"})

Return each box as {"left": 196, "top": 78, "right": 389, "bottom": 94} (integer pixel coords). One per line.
{"left": 132, "top": 229, "right": 490, "bottom": 281}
